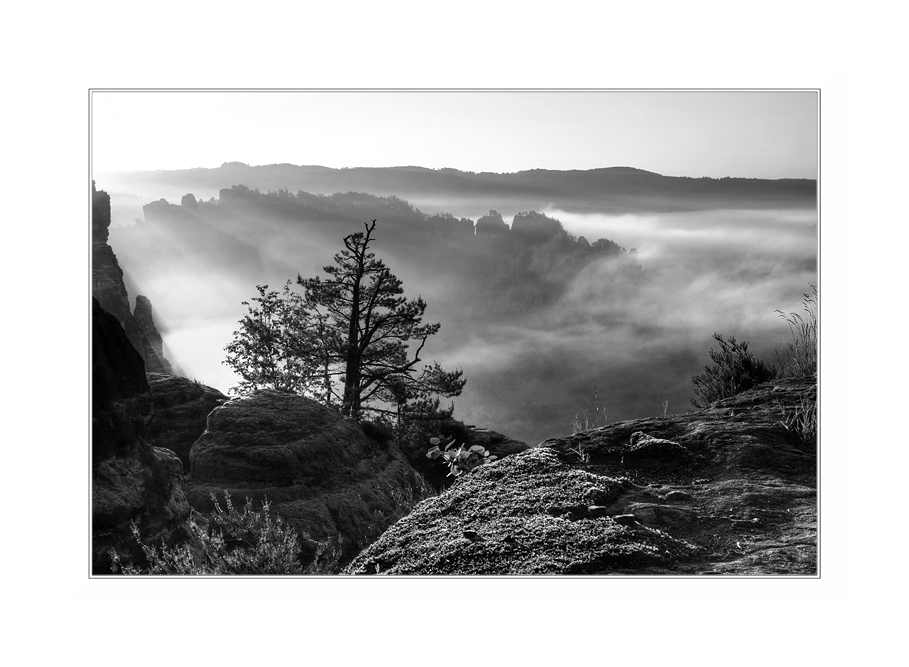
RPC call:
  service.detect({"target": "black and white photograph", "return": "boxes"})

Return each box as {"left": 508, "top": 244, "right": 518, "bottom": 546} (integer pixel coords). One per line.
{"left": 90, "top": 89, "right": 818, "bottom": 577}
{"left": 10, "top": 2, "right": 909, "bottom": 663}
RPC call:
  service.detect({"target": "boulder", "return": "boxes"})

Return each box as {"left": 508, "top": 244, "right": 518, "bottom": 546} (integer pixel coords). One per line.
{"left": 186, "top": 390, "right": 431, "bottom": 567}
{"left": 144, "top": 374, "right": 228, "bottom": 469}
{"left": 92, "top": 298, "right": 191, "bottom": 574}
{"left": 624, "top": 432, "right": 693, "bottom": 462}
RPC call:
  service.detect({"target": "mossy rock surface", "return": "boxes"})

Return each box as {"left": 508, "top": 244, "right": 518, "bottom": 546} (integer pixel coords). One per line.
{"left": 346, "top": 378, "right": 817, "bottom": 576}
{"left": 345, "top": 448, "right": 698, "bottom": 575}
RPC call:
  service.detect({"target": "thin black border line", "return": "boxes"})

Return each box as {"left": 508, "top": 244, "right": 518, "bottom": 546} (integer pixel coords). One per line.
{"left": 88, "top": 88, "right": 820, "bottom": 580}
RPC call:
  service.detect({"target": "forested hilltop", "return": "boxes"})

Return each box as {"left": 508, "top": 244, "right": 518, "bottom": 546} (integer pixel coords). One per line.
{"left": 123, "top": 186, "right": 642, "bottom": 320}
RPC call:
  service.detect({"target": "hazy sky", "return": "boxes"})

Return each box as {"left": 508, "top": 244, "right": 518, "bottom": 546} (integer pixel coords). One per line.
{"left": 92, "top": 90, "right": 818, "bottom": 179}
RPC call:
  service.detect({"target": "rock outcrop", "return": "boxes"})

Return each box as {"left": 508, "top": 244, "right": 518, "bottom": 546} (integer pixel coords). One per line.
{"left": 186, "top": 390, "right": 431, "bottom": 567}
{"left": 429, "top": 214, "right": 475, "bottom": 238}
{"left": 475, "top": 210, "right": 509, "bottom": 237}
{"left": 344, "top": 378, "right": 817, "bottom": 575}
{"left": 511, "top": 211, "right": 566, "bottom": 242}
{"left": 345, "top": 448, "right": 698, "bottom": 575}
{"left": 92, "top": 298, "right": 191, "bottom": 574}
{"left": 92, "top": 182, "right": 172, "bottom": 374}
{"left": 144, "top": 374, "right": 228, "bottom": 469}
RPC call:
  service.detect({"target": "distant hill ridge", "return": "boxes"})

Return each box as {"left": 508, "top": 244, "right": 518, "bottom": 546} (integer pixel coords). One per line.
{"left": 97, "top": 163, "right": 816, "bottom": 214}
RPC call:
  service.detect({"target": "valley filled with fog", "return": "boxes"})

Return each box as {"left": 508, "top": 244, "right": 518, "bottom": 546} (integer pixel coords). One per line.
{"left": 104, "top": 166, "right": 816, "bottom": 445}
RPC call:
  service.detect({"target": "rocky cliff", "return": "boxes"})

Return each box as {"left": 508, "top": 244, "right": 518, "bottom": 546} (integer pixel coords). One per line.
{"left": 186, "top": 390, "right": 433, "bottom": 568}
{"left": 92, "top": 182, "right": 172, "bottom": 374}
{"left": 344, "top": 378, "right": 817, "bottom": 575}
{"left": 92, "top": 298, "right": 191, "bottom": 574}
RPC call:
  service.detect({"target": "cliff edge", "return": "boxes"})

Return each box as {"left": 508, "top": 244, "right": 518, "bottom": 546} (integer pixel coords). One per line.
{"left": 92, "top": 181, "right": 172, "bottom": 374}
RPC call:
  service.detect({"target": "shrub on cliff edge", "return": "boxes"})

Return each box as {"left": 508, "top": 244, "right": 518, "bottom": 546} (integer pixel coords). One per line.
{"left": 690, "top": 333, "right": 777, "bottom": 408}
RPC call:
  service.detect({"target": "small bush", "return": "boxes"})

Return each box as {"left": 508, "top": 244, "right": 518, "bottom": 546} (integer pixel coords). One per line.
{"left": 775, "top": 285, "right": 818, "bottom": 379}
{"left": 395, "top": 409, "right": 472, "bottom": 490}
{"left": 690, "top": 333, "right": 777, "bottom": 408}
{"left": 111, "top": 492, "right": 304, "bottom": 575}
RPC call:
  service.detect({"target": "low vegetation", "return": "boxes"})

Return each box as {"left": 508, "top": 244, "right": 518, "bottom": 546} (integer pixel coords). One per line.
{"left": 111, "top": 492, "right": 304, "bottom": 575}
{"left": 690, "top": 333, "right": 777, "bottom": 408}
{"left": 775, "top": 285, "right": 818, "bottom": 379}
{"left": 426, "top": 437, "right": 497, "bottom": 477}
{"left": 779, "top": 395, "right": 817, "bottom": 446}
{"left": 689, "top": 285, "right": 817, "bottom": 408}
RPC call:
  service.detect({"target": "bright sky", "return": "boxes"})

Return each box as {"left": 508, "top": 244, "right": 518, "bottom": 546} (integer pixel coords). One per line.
{"left": 91, "top": 90, "right": 818, "bottom": 179}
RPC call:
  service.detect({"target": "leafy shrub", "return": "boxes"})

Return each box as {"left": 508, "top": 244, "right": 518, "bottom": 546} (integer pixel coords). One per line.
{"left": 111, "top": 492, "right": 304, "bottom": 575}
{"left": 395, "top": 405, "right": 472, "bottom": 489}
{"left": 690, "top": 333, "right": 777, "bottom": 408}
{"left": 426, "top": 437, "right": 497, "bottom": 477}
{"left": 775, "top": 285, "right": 818, "bottom": 379}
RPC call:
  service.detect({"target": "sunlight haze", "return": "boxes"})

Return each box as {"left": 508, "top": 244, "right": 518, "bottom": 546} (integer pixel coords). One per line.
{"left": 91, "top": 90, "right": 818, "bottom": 179}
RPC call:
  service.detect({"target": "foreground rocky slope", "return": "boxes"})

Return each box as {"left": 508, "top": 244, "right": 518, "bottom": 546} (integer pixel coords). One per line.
{"left": 345, "top": 378, "right": 816, "bottom": 575}
{"left": 186, "top": 390, "right": 433, "bottom": 566}
{"left": 91, "top": 298, "right": 191, "bottom": 574}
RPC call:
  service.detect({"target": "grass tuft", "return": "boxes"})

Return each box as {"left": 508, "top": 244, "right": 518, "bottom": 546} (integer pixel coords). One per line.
{"left": 775, "top": 285, "right": 818, "bottom": 379}
{"left": 779, "top": 396, "right": 817, "bottom": 446}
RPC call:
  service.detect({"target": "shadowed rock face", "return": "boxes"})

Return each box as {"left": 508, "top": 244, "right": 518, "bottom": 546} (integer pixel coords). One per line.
{"left": 464, "top": 425, "right": 529, "bottom": 459}
{"left": 186, "top": 390, "right": 432, "bottom": 566}
{"left": 344, "top": 378, "right": 817, "bottom": 575}
{"left": 91, "top": 298, "right": 191, "bottom": 574}
{"left": 92, "top": 182, "right": 172, "bottom": 374}
{"left": 144, "top": 373, "right": 228, "bottom": 469}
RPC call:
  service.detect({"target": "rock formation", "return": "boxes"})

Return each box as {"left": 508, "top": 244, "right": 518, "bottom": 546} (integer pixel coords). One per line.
{"left": 92, "top": 182, "right": 172, "bottom": 374}
{"left": 144, "top": 373, "right": 228, "bottom": 469}
{"left": 92, "top": 298, "right": 191, "bottom": 574}
{"left": 476, "top": 210, "right": 509, "bottom": 237}
{"left": 511, "top": 211, "right": 566, "bottom": 242}
{"left": 186, "top": 390, "right": 432, "bottom": 567}
{"left": 429, "top": 213, "right": 475, "bottom": 238}
{"left": 345, "top": 378, "right": 816, "bottom": 575}
{"left": 142, "top": 197, "right": 193, "bottom": 223}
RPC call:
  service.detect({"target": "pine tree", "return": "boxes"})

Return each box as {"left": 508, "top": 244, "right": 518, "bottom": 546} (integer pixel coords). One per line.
{"left": 298, "top": 220, "right": 465, "bottom": 419}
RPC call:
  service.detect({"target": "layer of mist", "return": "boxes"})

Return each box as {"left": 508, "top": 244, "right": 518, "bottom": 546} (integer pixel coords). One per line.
{"left": 104, "top": 171, "right": 816, "bottom": 445}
